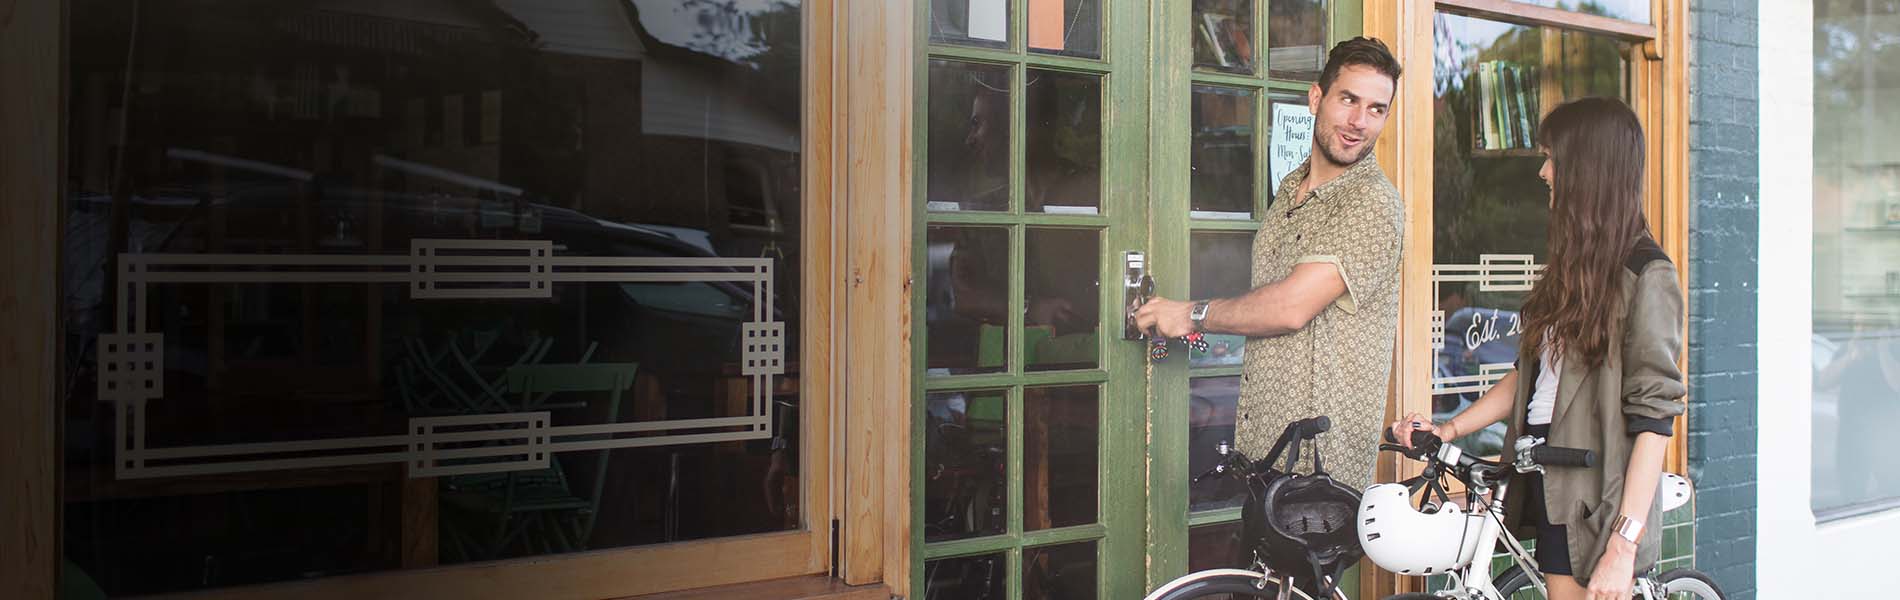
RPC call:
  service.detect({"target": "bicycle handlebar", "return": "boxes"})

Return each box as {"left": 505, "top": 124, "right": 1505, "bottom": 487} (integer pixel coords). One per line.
{"left": 1528, "top": 444, "right": 1597, "bottom": 468}
{"left": 1295, "top": 415, "right": 1331, "bottom": 438}
{"left": 1380, "top": 427, "right": 1433, "bottom": 447}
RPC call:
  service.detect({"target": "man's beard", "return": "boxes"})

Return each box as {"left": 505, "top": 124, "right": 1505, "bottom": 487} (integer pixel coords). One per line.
{"left": 1315, "top": 125, "right": 1375, "bottom": 167}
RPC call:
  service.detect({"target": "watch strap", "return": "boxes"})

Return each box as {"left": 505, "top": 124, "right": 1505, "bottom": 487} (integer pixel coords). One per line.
{"left": 1611, "top": 515, "right": 1644, "bottom": 543}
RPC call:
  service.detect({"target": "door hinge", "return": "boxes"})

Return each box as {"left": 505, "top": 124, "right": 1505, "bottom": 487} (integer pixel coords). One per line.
{"left": 829, "top": 518, "right": 841, "bottom": 578}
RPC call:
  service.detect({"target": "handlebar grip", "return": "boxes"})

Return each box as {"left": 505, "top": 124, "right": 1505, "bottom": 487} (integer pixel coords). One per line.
{"left": 1529, "top": 445, "right": 1597, "bottom": 468}
{"left": 1300, "top": 415, "right": 1332, "bottom": 437}
{"left": 1380, "top": 429, "right": 1442, "bottom": 461}
{"left": 1381, "top": 428, "right": 1438, "bottom": 447}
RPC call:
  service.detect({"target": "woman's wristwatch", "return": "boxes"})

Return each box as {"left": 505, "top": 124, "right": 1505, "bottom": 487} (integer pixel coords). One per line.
{"left": 1611, "top": 515, "right": 1645, "bottom": 544}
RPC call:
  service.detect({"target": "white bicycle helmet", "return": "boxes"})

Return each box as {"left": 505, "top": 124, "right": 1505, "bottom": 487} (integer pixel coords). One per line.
{"left": 1660, "top": 472, "right": 1693, "bottom": 512}
{"left": 1356, "top": 483, "right": 1489, "bottom": 576}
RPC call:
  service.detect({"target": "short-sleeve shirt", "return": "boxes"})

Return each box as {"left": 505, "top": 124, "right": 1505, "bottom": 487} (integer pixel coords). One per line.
{"left": 1234, "top": 153, "right": 1404, "bottom": 488}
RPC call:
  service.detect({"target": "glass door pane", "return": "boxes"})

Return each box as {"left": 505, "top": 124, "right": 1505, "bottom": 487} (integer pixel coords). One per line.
{"left": 62, "top": 0, "right": 811, "bottom": 594}
{"left": 1429, "top": 12, "right": 1633, "bottom": 457}
{"left": 916, "top": 1, "right": 1146, "bottom": 598}
{"left": 1268, "top": 0, "right": 1329, "bottom": 80}
{"left": 1515, "top": 0, "right": 1652, "bottom": 24}
{"left": 1194, "top": 0, "right": 1259, "bottom": 75}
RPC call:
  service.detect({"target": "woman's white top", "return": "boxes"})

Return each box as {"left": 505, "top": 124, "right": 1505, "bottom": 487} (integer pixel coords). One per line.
{"left": 1527, "top": 341, "right": 1561, "bottom": 426}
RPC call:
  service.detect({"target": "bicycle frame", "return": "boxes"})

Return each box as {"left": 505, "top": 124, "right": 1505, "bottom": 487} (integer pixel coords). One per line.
{"left": 1416, "top": 478, "right": 1666, "bottom": 600}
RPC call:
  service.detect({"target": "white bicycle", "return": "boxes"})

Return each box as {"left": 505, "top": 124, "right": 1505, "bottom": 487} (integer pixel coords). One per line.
{"left": 1363, "top": 430, "right": 1724, "bottom": 600}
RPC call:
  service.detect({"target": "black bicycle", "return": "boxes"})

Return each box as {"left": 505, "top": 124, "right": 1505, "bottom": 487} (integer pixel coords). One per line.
{"left": 1145, "top": 416, "right": 1361, "bottom": 600}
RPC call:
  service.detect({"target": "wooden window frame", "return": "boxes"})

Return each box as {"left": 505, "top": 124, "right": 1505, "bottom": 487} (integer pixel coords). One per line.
{"left": 0, "top": 0, "right": 933, "bottom": 597}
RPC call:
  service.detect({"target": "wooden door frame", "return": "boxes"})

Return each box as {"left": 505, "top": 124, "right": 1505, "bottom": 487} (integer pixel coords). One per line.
{"left": 1, "top": 0, "right": 66, "bottom": 598}
{"left": 0, "top": 0, "right": 930, "bottom": 597}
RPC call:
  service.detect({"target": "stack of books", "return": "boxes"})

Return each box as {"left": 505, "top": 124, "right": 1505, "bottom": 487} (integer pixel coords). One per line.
{"left": 1473, "top": 60, "right": 1539, "bottom": 151}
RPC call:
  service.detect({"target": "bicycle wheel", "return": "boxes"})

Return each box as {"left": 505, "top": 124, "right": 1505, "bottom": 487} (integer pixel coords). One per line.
{"left": 1382, "top": 594, "right": 1441, "bottom": 599}
{"left": 1143, "top": 569, "right": 1315, "bottom": 600}
{"left": 1492, "top": 565, "right": 1541, "bottom": 598}
{"left": 1654, "top": 569, "right": 1726, "bottom": 600}
{"left": 1491, "top": 565, "right": 1728, "bottom": 599}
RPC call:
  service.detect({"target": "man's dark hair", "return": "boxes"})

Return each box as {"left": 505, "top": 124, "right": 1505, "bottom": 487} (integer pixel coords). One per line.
{"left": 1316, "top": 37, "right": 1402, "bottom": 93}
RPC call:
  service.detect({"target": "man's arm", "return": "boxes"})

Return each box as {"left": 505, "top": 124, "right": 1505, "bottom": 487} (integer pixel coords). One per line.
{"left": 1131, "top": 261, "right": 1347, "bottom": 339}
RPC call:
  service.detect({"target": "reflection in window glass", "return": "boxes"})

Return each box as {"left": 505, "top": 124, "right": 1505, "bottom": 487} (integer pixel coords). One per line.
{"left": 925, "top": 552, "right": 1009, "bottom": 600}
{"left": 928, "top": 60, "right": 1013, "bottom": 212}
{"left": 1268, "top": 0, "right": 1328, "bottom": 81}
{"left": 1024, "top": 386, "right": 1100, "bottom": 530}
{"left": 931, "top": 0, "right": 1011, "bottom": 49}
{"left": 1518, "top": 0, "right": 1652, "bottom": 24}
{"left": 1023, "top": 541, "right": 1098, "bottom": 600}
{"left": 1188, "top": 520, "right": 1244, "bottom": 572}
{"left": 1814, "top": 0, "right": 1900, "bottom": 516}
{"left": 1193, "top": 0, "right": 1257, "bottom": 74}
{"left": 1028, "top": 0, "right": 1103, "bottom": 58}
{"left": 61, "top": 0, "right": 804, "bottom": 594}
{"left": 925, "top": 391, "right": 1009, "bottom": 542}
{"left": 1188, "top": 377, "right": 1246, "bottom": 512}
{"left": 1190, "top": 233, "right": 1252, "bottom": 367}
{"left": 1026, "top": 229, "right": 1101, "bottom": 371}
{"left": 1429, "top": 12, "right": 1629, "bottom": 457}
{"left": 926, "top": 227, "right": 1011, "bottom": 375}
{"left": 1192, "top": 85, "right": 1257, "bottom": 218}
{"left": 1027, "top": 70, "right": 1104, "bottom": 214}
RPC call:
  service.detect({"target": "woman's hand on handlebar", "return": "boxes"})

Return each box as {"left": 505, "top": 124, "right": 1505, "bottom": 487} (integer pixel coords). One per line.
{"left": 1388, "top": 413, "right": 1454, "bottom": 449}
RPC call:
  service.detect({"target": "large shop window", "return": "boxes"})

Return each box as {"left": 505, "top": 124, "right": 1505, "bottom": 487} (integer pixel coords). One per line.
{"left": 1429, "top": 11, "right": 1630, "bottom": 458}
{"left": 1814, "top": 0, "right": 1900, "bottom": 518}
{"left": 61, "top": 0, "right": 805, "bottom": 594}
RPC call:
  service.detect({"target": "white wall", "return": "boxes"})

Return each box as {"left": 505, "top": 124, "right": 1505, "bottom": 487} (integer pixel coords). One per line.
{"left": 1755, "top": 0, "right": 1814, "bottom": 595}
{"left": 1750, "top": 0, "right": 1900, "bottom": 596}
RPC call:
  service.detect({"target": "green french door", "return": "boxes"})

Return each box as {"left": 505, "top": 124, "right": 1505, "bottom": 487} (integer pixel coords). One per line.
{"left": 913, "top": 2, "right": 1358, "bottom": 598}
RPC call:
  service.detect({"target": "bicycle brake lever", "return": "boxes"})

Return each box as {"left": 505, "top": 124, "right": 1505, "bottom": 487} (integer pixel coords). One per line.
{"left": 1190, "top": 464, "right": 1228, "bottom": 484}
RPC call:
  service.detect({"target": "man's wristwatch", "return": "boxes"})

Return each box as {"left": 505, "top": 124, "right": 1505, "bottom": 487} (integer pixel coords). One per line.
{"left": 1611, "top": 515, "right": 1645, "bottom": 544}
{"left": 1189, "top": 301, "right": 1211, "bottom": 332}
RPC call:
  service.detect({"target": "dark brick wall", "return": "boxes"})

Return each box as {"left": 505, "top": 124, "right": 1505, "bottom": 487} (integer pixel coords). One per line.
{"left": 1687, "top": 0, "right": 1760, "bottom": 598}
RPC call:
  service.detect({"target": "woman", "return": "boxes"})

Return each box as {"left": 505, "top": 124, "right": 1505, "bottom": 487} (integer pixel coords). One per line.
{"left": 1390, "top": 96, "right": 1685, "bottom": 600}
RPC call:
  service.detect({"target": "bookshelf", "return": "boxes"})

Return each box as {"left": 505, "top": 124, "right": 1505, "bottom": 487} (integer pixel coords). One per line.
{"left": 1471, "top": 148, "right": 1542, "bottom": 159}
{"left": 1469, "top": 59, "right": 1541, "bottom": 153}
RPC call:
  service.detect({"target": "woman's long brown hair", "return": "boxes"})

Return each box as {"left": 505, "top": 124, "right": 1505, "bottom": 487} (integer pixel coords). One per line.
{"left": 1521, "top": 97, "right": 1650, "bottom": 369}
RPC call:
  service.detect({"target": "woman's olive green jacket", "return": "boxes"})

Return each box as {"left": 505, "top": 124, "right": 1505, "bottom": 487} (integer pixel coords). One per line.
{"left": 1499, "top": 236, "right": 1687, "bottom": 583}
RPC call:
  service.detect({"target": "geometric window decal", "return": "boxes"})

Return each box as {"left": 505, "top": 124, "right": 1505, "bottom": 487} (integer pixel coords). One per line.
{"left": 1429, "top": 254, "right": 1546, "bottom": 400}
{"left": 1429, "top": 309, "right": 1447, "bottom": 352}
{"left": 98, "top": 333, "right": 164, "bottom": 403}
{"left": 104, "top": 239, "right": 782, "bottom": 480}
{"left": 742, "top": 321, "right": 787, "bottom": 376}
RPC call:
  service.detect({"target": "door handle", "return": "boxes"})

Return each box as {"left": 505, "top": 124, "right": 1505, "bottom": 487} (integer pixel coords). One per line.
{"left": 1123, "top": 251, "right": 1152, "bottom": 340}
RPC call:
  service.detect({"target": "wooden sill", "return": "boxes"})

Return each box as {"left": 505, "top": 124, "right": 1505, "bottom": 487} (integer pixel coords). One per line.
{"left": 620, "top": 575, "right": 885, "bottom": 600}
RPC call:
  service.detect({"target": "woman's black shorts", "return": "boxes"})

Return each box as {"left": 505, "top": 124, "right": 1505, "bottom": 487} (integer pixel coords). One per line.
{"left": 1522, "top": 422, "right": 1574, "bottom": 576}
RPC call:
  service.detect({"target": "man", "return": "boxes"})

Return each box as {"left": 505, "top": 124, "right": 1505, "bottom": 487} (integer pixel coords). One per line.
{"left": 1134, "top": 37, "right": 1404, "bottom": 488}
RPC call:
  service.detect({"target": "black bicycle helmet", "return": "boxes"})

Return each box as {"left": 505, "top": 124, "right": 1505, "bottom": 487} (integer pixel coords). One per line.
{"left": 1240, "top": 417, "right": 1364, "bottom": 598}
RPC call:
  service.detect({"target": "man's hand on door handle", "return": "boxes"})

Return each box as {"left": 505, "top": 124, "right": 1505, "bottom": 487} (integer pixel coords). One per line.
{"left": 1132, "top": 296, "right": 1196, "bottom": 339}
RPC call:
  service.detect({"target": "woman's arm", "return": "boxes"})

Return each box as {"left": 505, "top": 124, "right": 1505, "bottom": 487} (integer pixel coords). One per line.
{"left": 1610, "top": 432, "right": 1669, "bottom": 552}
{"left": 1391, "top": 369, "right": 1516, "bottom": 446}
{"left": 1587, "top": 431, "right": 1669, "bottom": 599}
{"left": 1591, "top": 259, "right": 1688, "bottom": 598}
{"left": 1441, "top": 370, "right": 1517, "bottom": 441}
